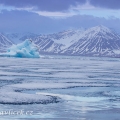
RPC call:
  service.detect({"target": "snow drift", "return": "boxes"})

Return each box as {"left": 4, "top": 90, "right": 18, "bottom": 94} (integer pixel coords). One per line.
{"left": 0, "top": 39, "right": 40, "bottom": 58}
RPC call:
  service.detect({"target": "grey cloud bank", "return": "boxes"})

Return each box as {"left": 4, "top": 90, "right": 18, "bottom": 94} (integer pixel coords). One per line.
{"left": 0, "top": 0, "right": 86, "bottom": 11}
{"left": 0, "top": 10, "right": 120, "bottom": 34}
{"left": 0, "top": 0, "right": 120, "bottom": 34}
{"left": 90, "top": 0, "right": 120, "bottom": 9}
{"left": 0, "top": 0, "right": 120, "bottom": 11}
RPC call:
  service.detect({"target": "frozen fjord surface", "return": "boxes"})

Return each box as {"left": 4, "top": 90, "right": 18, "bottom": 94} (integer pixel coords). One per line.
{"left": 0, "top": 56, "right": 120, "bottom": 119}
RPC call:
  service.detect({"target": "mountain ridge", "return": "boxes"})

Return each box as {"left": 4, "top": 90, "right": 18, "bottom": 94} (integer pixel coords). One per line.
{"left": 0, "top": 33, "right": 13, "bottom": 52}
{"left": 61, "top": 25, "right": 120, "bottom": 57}
{"left": 1, "top": 25, "right": 120, "bottom": 57}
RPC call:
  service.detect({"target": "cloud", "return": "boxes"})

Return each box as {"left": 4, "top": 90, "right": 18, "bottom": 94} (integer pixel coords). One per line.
{"left": 0, "top": 10, "right": 55, "bottom": 33}
{"left": 0, "top": 0, "right": 120, "bottom": 12}
{"left": 0, "top": 10, "right": 120, "bottom": 34}
{"left": 0, "top": 0, "right": 86, "bottom": 11}
{"left": 90, "top": 0, "right": 120, "bottom": 9}
{"left": 35, "top": 11, "right": 76, "bottom": 17}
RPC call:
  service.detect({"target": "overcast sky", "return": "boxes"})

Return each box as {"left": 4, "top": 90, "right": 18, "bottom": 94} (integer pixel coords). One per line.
{"left": 0, "top": 0, "right": 120, "bottom": 33}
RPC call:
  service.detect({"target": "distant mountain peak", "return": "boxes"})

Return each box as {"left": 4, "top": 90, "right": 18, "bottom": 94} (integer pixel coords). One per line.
{"left": 86, "top": 25, "right": 112, "bottom": 34}
{"left": 61, "top": 25, "right": 120, "bottom": 57}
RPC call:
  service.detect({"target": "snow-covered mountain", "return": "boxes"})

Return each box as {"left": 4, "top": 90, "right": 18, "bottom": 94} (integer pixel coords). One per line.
{"left": 61, "top": 25, "right": 120, "bottom": 57}
{"left": 34, "top": 36, "right": 65, "bottom": 53}
{"left": 4, "top": 32, "right": 39, "bottom": 44}
{"left": 32, "top": 29, "right": 84, "bottom": 53}
{"left": 0, "top": 33, "right": 13, "bottom": 52}
{"left": 50, "top": 29, "right": 84, "bottom": 48}
{"left": 1, "top": 25, "right": 120, "bottom": 57}
{"left": 32, "top": 25, "right": 120, "bottom": 57}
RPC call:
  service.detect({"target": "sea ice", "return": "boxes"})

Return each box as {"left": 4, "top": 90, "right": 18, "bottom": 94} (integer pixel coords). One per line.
{"left": 0, "top": 85, "right": 60, "bottom": 105}
{"left": 0, "top": 39, "right": 40, "bottom": 58}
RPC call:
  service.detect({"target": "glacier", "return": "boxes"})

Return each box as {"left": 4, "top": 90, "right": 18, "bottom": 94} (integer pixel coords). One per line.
{"left": 0, "top": 39, "right": 40, "bottom": 58}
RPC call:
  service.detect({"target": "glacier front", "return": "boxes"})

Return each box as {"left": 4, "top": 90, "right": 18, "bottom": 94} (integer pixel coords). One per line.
{"left": 0, "top": 39, "right": 40, "bottom": 58}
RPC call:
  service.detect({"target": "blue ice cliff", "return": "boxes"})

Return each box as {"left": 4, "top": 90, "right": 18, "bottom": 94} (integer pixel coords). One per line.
{"left": 0, "top": 39, "right": 40, "bottom": 58}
